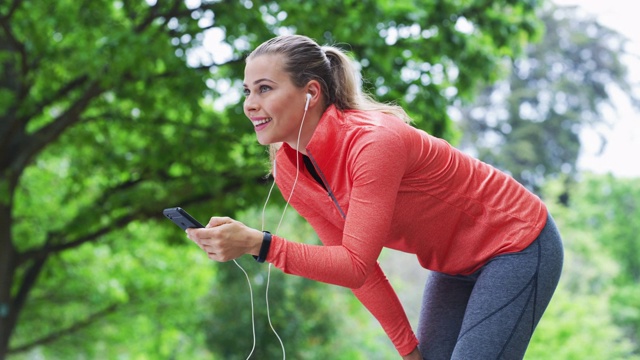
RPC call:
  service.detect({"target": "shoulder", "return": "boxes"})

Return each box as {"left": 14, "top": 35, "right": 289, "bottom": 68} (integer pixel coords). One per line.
{"left": 340, "top": 112, "right": 413, "bottom": 172}
{"left": 343, "top": 110, "right": 413, "bottom": 150}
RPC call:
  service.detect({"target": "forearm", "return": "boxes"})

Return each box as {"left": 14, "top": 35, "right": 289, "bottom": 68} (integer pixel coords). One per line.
{"left": 351, "top": 264, "right": 419, "bottom": 356}
{"left": 266, "top": 234, "right": 374, "bottom": 288}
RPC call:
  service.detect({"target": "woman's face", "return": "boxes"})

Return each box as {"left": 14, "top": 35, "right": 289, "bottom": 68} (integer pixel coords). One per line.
{"left": 243, "top": 54, "right": 307, "bottom": 146}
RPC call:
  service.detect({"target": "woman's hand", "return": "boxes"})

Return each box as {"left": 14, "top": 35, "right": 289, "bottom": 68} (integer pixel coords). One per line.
{"left": 402, "top": 347, "right": 423, "bottom": 360}
{"left": 185, "top": 216, "right": 263, "bottom": 262}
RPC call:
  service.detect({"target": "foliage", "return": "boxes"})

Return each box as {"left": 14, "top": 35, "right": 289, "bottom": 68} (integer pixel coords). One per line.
{"left": 271, "top": 0, "right": 543, "bottom": 138}
{"left": 1, "top": 0, "right": 544, "bottom": 357}
{"left": 559, "top": 173, "right": 640, "bottom": 352}
{"left": 524, "top": 175, "right": 640, "bottom": 358}
{"left": 9, "top": 222, "right": 217, "bottom": 359}
{"left": 455, "top": 4, "right": 640, "bottom": 193}
{"left": 527, "top": 289, "right": 638, "bottom": 360}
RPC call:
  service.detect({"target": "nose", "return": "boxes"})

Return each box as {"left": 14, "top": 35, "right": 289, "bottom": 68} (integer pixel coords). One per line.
{"left": 243, "top": 94, "right": 258, "bottom": 114}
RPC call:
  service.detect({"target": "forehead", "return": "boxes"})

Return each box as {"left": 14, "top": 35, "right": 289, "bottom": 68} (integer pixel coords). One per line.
{"left": 243, "top": 54, "right": 288, "bottom": 84}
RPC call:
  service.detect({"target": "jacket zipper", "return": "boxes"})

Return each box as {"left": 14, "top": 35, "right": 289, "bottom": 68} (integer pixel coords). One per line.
{"left": 307, "top": 151, "right": 347, "bottom": 220}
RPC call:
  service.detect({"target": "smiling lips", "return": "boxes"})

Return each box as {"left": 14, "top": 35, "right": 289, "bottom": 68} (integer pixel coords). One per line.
{"left": 252, "top": 117, "right": 272, "bottom": 131}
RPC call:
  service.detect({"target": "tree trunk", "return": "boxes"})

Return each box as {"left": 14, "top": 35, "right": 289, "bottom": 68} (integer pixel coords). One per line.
{"left": 0, "top": 200, "right": 16, "bottom": 359}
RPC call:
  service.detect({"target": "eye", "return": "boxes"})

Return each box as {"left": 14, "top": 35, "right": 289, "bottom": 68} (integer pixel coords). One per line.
{"left": 243, "top": 88, "right": 250, "bottom": 97}
{"left": 259, "top": 85, "right": 271, "bottom": 93}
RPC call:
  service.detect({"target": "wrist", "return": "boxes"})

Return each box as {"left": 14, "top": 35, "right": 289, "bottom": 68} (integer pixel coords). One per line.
{"left": 249, "top": 229, "right": 263, "bottom": 256}
{"left": 252, "top": 231, "right": 272, "bottom": 263}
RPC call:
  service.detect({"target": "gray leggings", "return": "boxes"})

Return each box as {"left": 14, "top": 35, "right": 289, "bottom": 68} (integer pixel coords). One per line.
{"left": 417, "top": 214, "right": 564, "bottom": 360}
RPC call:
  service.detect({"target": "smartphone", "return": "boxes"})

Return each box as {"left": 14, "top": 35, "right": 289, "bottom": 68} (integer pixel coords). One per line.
{"left": 163, "top": 207, "right": 205, "bottom": 230}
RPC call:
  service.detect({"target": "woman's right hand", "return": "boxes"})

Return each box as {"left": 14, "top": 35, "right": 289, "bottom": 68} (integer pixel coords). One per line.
{"left": 185, "top": 216, "right": 263, "bottom": 262}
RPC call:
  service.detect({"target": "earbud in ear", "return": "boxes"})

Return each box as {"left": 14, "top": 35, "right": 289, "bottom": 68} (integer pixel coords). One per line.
{"left": 305, "top": 93, "right": 312, "bottom": 111}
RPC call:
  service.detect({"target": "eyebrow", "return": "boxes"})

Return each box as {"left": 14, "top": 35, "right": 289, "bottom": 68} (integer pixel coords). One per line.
{"left": 242, "top": 78, "right": 277, "bottom": 87}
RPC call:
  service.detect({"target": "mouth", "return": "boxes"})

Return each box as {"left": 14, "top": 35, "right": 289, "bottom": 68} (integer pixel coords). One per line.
{"left": 253, "top": 117, "right": 272, "bottom": 126}
{"left": 252, "top": 117, "right": 272, "bottom": 130}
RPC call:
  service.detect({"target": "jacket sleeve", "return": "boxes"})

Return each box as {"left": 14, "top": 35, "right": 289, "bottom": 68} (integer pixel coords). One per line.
{"left": 351, "top": 263, "right": 420, "bottom": 355}
{"left": 267, "top": 127, "right": 417, "bottom": 354}
{"left": 267, "top": 128, "right": 407, "bottom": 287}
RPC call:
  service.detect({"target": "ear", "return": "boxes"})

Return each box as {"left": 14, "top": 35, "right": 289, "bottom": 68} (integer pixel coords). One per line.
{"left": 305, "top": 80, "right": 323, "bottom": 108}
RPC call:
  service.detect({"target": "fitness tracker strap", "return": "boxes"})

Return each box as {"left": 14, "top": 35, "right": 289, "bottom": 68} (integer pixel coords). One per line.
{"left": 253, "top": 231, "right": 272, "bottom": 263}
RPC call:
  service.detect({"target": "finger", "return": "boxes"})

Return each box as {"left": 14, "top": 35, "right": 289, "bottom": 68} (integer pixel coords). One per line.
{"left": 206, "top": 216, "right": 233, "bottom": 228}
{"left": 207, "top": 252, "right": 234, "bottom": 263}
{"left": 186, "top": 228, "right": 213, "bottom": 241}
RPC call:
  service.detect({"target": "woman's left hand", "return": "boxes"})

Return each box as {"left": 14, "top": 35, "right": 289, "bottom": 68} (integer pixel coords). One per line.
{"left": 402, "top": 347, "right": 423, "bottom": 360}
{"left": 185, "top": 216, "right": 263, "bottom": 262}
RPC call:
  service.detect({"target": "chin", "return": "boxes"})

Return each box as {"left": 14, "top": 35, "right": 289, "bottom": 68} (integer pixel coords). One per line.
{"left": 256, "top": 135, "right": 273, "bottom": 146}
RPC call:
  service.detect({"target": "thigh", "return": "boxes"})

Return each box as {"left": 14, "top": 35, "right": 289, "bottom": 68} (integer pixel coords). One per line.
{"left": 417, "top": 271, "right": 476, "bottom": 360}
{"left": 452, "top": 216, "right": 564, "bottom": 359}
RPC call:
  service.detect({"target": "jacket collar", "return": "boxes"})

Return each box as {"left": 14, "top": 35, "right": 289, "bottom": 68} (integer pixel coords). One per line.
{"left": 280, "top": 104, "right": 345, "bottom": 167}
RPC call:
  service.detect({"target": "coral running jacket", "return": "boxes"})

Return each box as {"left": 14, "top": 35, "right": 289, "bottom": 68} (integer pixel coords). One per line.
{"left": 266, "top": 105, "right": 548, "bottom": 355}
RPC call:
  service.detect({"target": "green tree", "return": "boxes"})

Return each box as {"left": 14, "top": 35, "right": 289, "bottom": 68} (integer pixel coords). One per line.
{"left": 524, "top": 175, "right": 640, "bottom": 358}
{"left": 1, "top": 0, "right": 544, "bottom": 356}
{"left": 562, "top": 173, "right": 640, "bottom": 354}
{"left": 455, "top": 4, "right": 639, "bottom": 194}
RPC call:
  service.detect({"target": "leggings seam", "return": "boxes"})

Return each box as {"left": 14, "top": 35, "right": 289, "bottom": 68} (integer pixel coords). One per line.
{"left": 531, "top": 238, "right": 541, "bottom": 334}
{"left": 497, "top": 239, "right": 541, "bottom": 359}
{"left": 456, "top": 239, "right": 542, "bottom": 359}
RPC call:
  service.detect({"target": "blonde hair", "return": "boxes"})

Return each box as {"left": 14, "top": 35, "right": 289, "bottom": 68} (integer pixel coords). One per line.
{"left": 246, "top": 35, "right": 411, "bottom": 161}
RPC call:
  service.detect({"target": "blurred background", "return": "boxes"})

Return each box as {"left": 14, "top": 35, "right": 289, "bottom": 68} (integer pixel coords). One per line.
{"left": 1, "top": 0, "right": 639, "bottom": 359}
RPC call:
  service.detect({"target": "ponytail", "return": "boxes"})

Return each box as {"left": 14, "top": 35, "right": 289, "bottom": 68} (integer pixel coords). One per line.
{"left": 322, "top": 46, "right": 411, "bottom": 123}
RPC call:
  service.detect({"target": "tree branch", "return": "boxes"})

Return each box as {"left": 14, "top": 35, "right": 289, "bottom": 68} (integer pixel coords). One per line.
{"left": 9, "top": 249, "right": 48, "bottom": 337}
{"left": 10, "top": 81, "right": 103, "bottom": 180}
{"left": 0, "top": 0, "right": 23, "bottom": 21}
{"left": 7, "top": 303, "right": 119, "bottom": 354}
{"left": 2, "top": 74, "right": 90, "bottom": 157}
{"left": 0, "top": 5, "right": 28, "bottom": 78}
{"left": 17, "top": 212, "right": 144, "bottom": 267}
{"left": 15, "top": 188, "right": 219, "bottom": 266}
{"left": 20, "top": 74, "right": 90, "bottom": 124}
{"left": 192, "top": 57, "right": 246, "bottom": 72}
{"left": 0, "top": 0, "right": 30, "bottom": 156}
{"left": 135, "top": 0, "right": 182, "bottom": 33}
{"left": 15, "top": 166, "right": 269, "bottom": 266}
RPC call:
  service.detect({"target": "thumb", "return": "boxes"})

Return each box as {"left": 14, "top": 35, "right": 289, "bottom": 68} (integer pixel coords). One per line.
{"left": 206, "top": 216, "right": 233, "bottom": 228}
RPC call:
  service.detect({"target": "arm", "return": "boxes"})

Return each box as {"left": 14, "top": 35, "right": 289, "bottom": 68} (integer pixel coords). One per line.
{"left": 351, "top": 263, "right": 420, "bottom": 356}
{"left": 267, "top": 129, "right": 409, "bottom": 287}
{"left": 268, "top": 130, "right": 419, "bottom": 355}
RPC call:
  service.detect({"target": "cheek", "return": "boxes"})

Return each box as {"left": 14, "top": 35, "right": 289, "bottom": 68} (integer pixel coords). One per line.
{"left": 267, "top": 102, "right": 290, "bottom": 123}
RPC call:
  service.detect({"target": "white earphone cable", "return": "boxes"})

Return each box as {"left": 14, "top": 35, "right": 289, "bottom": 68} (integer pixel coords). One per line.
{"left": 234, "top": 258, "right": 256, "bottom": 359}
{"left": 239, "top": 100, "right": 309, "bottom": 360}
{"left": 262, "top": 102, "right": 308, "bottom": 360}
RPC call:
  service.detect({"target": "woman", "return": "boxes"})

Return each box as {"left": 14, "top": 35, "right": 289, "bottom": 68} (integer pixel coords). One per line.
{"left": 186, "top": 34, "right": 564, "bottom": 359}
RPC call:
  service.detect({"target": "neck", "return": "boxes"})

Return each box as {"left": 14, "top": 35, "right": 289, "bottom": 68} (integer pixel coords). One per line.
{"left": 286, "top": 105, "right": 324, "bottom": 155}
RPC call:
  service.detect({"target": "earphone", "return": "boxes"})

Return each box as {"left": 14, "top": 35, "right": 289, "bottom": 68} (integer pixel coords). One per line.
{"left": 304, "top": 93, "right": 311, "bottom": 111}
